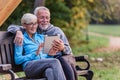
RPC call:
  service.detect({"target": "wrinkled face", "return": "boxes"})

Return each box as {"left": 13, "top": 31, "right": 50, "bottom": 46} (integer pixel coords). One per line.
{"left": 23, "top": 21, "right": 38, "bottom": 36}
{"left": 37, "top": 10, "right": 50, "bottom": 30}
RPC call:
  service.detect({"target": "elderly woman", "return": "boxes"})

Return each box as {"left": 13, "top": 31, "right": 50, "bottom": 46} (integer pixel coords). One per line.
{"left": 14, "top": 13, "right": 66, "bottom": 80}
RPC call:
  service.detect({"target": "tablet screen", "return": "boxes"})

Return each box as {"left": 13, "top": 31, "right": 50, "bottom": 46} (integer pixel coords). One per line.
{"left": 43, "top": 35, "right": 60, "bottom": 54}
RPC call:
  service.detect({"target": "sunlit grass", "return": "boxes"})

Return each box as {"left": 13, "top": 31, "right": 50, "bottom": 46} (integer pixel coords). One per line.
{"left": 88, "top": 24, "right": 120, "bottom": 36}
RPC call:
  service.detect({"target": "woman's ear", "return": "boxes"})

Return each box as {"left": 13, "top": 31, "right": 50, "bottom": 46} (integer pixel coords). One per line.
{"left": 22, "top": 24, "right": 26, "bottom": 29}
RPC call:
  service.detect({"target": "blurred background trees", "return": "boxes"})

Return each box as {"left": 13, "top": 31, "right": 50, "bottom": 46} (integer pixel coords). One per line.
{"left": 0, "top": 0, "right": 120, "bottom": 47}
{"left": 108, "top": 0, "right": 120, "bottom": 24}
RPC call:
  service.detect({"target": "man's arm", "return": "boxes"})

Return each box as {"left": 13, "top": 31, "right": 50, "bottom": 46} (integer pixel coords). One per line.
{"left": 7, "top": 25, "right": 24, "bottom": 45}
{"left": 7, "top": 24, "right": 23, "bottom": 34}
{"left": 55, "top": 27, "right": 72, "bottom": 55}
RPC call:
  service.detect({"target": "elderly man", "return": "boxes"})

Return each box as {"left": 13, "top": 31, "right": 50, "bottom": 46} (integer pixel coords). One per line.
{"left": 8, "top": 6, "right": 76, "bottom": 80}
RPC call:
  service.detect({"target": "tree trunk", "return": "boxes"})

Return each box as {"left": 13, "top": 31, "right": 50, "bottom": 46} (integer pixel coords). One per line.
{"left": 34, "top": 0, "right": 45, "bottom": 9}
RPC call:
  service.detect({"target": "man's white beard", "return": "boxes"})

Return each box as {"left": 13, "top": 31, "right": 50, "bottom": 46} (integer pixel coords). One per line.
{"left": 39, "top": 25, "right": 48, "bottom": 30}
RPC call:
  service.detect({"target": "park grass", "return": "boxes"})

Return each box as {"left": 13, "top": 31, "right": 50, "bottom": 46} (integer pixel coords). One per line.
{"left": 74, "top": 35, "right": 120, "bottom": 80}
{"left": 90, "top": 51, "right": 120, "bottom": 80}
{"left": 88, "top": 24, "right": 120, "bottom": 36}
{"left": 73, "top": 24, "right": 120, "bottom": 80}
{"left": 72, "top": 35, "right": 109, "bottom": 55}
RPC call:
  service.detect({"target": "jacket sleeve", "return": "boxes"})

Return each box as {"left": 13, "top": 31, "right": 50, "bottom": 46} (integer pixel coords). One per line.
{"left": 14, "top": 44, "right": 37, "bottom": 65}
{"left": 55, "top": 27, "right": 72, "bottom": 55}
{"left": 7, "top": 24, "right": 24, "bottom": 34}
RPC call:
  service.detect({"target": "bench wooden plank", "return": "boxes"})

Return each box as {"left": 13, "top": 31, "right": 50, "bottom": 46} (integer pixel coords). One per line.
{"left": 0, "top": 45, "right": 2, "bottom": 64}
{"left": 5, "top": 44, "right": 12, "bottom": 63}
{"left": 1, "top": 44, "right": 7, "bottom": 64}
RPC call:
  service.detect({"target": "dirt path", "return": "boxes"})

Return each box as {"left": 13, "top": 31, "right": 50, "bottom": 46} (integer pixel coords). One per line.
{"left": 89, "top": 32, "right": 120, "bottom": 52}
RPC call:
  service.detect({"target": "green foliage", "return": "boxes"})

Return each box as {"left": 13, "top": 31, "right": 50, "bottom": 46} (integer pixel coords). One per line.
{"left": 107, "top": 0, "right": 120, "bottom": 23}
{"left": 87, "top": 0, "right": 112, "bottom": 22}
{"left": 46, "top": 0, "right": 71, "bottom": 28}
{"left": 62, "top": 0, "right": 112, "bottom": 46}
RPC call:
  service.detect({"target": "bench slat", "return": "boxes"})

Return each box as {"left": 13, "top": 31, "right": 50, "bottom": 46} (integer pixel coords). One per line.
{"left": 5, "top": 44, "right": 12, "bottom": 63}
{"left": 1, "top": 44, "right": 7, "bottom": 64}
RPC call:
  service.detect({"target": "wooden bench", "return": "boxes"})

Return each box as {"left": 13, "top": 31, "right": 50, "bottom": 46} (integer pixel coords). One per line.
{"left": 0, "top": 31, "right": 93, "bottom": 80}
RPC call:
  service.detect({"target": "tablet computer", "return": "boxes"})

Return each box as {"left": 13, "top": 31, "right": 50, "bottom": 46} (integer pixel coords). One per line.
{"left": 43, "top": 35, "right": 60, "bottom": 54}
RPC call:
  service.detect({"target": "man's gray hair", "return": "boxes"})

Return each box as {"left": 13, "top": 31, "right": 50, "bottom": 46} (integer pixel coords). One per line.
{"left": 34, "top": 6, "right": 50, "bottom": 16}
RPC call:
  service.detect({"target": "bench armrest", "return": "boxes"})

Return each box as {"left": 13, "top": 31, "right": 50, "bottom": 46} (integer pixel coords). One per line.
{"left": 75, "top": 55, "right": 90, "bottom": 70}
{"left": 0, "top": 64, "right": 16, "bottom": 80}
{"left": 0, "top": 64, "right": 12, "bottom": 72}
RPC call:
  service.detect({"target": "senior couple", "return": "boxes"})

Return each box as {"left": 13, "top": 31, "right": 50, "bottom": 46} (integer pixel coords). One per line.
{"left": 9, "top": 6, "right": 77, "bottom": 80}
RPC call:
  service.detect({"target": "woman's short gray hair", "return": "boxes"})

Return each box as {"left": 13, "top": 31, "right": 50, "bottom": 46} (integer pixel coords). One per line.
{"left": 34, "top": 6, "right": 50, "bottom": 16}
{"left": 21, "top": 13, "right": 37, "bottom": 25}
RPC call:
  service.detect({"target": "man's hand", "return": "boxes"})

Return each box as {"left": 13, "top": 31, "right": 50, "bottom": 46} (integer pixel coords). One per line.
{"left": 36, "top": 43, "right": 44, "bottom": 55}
{"left": 48, "top": 46, "right": 58, "bottom": 56}
{"left": 14, "top": 31, "right": 23, "bottom": 46}
{"left": 53, "top": 39, "right": 65, "bottom": 52}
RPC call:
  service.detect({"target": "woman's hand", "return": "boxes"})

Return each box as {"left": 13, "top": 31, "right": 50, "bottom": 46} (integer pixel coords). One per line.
{"left": 36, "top": 43, "right": 44, "bottom": 55}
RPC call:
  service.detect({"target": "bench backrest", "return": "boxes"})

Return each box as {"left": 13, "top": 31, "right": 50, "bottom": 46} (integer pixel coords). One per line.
{"left": 0, "top": 31, "right": 22, "bottom": 72}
